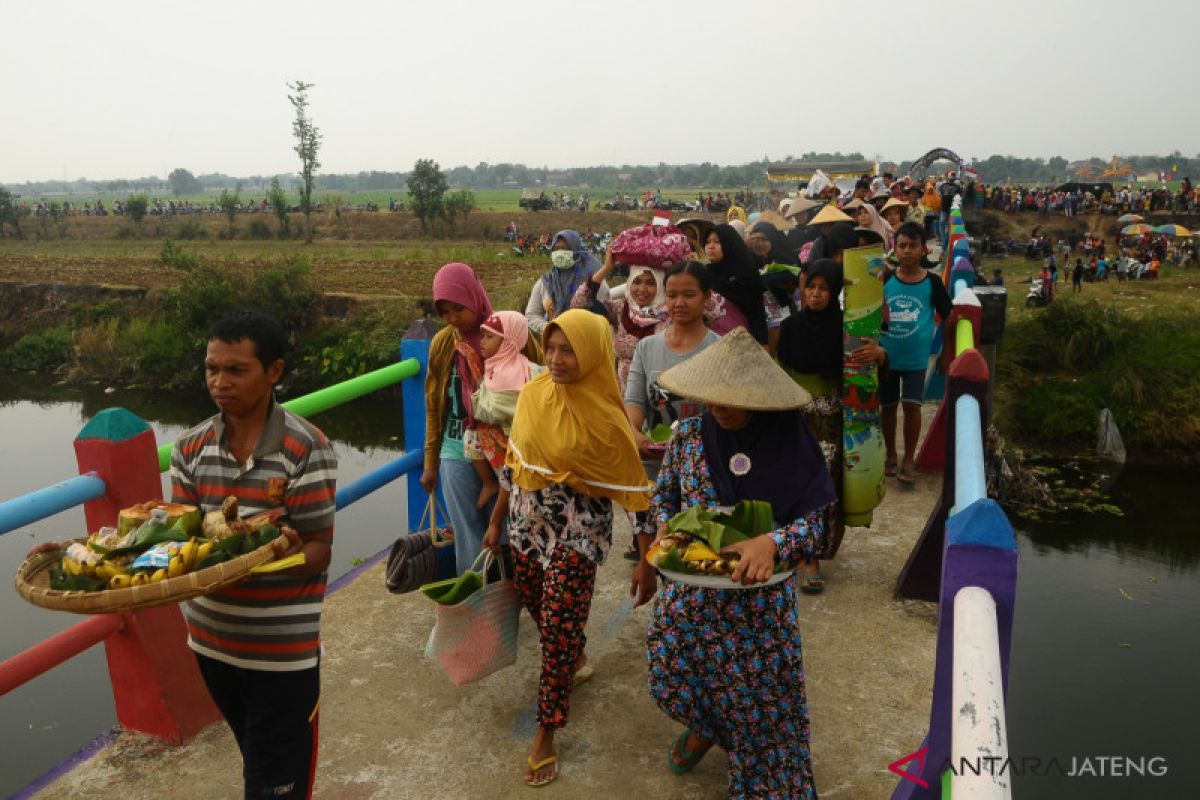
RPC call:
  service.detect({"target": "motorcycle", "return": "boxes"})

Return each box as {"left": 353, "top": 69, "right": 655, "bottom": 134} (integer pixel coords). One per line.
{"left": 1025, "top": 278, "right": 1052, "bottom": 308}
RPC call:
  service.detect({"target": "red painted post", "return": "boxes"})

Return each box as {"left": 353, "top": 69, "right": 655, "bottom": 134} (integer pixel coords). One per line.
{"left": 74, "top": 408, "right": 220, "bottom": 744}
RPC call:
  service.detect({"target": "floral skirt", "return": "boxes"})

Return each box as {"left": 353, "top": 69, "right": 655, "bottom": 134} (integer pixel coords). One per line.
{"left": 647, "top": 578, "right": 817, "bottom": 799}
{"left": 803, "top": 392, "right": 845, "bottom": 560}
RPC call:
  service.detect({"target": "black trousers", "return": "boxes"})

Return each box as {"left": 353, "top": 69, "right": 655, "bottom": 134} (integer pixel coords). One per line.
{"left": 196, "top": 654, "right": 320, "bottom": 800}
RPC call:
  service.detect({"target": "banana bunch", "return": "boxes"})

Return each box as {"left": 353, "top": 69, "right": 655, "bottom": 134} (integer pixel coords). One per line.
{"left": 646, "top": 534, "right": 742, "bottom": 576}
{"left": 48, "top": 495, "right": 279, "bottom": 593}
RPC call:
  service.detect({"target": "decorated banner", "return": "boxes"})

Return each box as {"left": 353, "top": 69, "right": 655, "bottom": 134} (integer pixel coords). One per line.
{"left": 841, "top": 244, "right": 887, "bottom": 526}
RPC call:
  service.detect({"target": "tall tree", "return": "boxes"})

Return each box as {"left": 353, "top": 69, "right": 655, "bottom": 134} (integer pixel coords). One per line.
{"left": 287, "top": 81, "right": 322, "bottom": 244}
{"left": 267, "top": 177, "right": 290, "bottom": 237}
{"left": 167, "top": 168, "right": 203, "bottom": 197}
{"left": 407, "top": 159, "right": 448, "bottom": 233}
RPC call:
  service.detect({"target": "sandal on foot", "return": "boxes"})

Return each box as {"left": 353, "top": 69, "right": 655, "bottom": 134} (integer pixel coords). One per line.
{"left": 800, "top": 573, "right": 825, "bottom": 595}
{"left": 623, "top": 542, "right": 640, "bottom": 561}
{"left": 572, "top": 664, "right": 594, "bottom": 687}
{"left": 897, "top": 468, "right": 916, "bottom": 486}
{"left": 885, "top": 460, "right": 899, "bottom": 478}
{"left": 525, "top": 753, "right": 558, "bottom": 787}
{"left": 668, "top": 728, "right": 713, "bottom": 774}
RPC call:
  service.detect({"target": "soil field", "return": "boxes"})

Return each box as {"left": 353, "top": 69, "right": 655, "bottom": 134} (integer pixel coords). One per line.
{"left": 2, "top": 207, "right": 1196, "bottom": 316}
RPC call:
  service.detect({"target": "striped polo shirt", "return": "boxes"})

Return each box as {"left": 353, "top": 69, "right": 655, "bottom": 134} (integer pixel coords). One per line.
{"left": 171, "top": 400, "right": 337, "bottom": 672}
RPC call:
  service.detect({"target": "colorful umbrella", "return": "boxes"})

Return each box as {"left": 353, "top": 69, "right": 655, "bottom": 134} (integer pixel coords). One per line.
{"left": 1117, "top": 213, "right": 1144, "bottom": 224}
{"left": 1120, "top": 224, "right": 1154, "bottom": 236}
{"left": 1153, "top": 224, "right": 1192, "bottom": 237}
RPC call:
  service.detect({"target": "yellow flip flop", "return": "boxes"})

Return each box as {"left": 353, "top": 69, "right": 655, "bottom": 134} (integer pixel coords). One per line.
{"left": 525, "top": 753, "right": 558, "bottom": 788}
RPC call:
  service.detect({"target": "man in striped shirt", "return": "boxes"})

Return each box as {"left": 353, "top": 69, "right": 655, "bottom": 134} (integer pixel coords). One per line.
{"left": 172, "top": 311, "right": 336, "bottom": 800}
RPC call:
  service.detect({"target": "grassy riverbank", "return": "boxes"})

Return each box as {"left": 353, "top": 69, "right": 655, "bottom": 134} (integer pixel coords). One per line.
{"left": 989, "top": 261, "right": 1200, "bottom": 464}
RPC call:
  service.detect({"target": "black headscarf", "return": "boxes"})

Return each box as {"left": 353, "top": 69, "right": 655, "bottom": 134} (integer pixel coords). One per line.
{"left": 701, "top": 409, "right": 837, "bottom": 526}
{"left": 752, "top": 221, "right": 801, "bottom": 312}
{"left": 777, "top": 259, "right": 843, "bottom": 379}
{"left": 710, "top": 223, "right": 769, "bottom": 344}
{"left": 750, "top": 221, "right": 799, "bottom": 268}
{"left": 805, "top": 222, "right": 858, "bottom": 267}
{"left": 786, "top": 224, "right": 821, "bottom": 253}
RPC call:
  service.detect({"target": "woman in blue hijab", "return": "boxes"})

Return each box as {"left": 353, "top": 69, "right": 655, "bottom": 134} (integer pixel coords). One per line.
{"left": 524, "top": 230, "right": 606, "bottom": 337}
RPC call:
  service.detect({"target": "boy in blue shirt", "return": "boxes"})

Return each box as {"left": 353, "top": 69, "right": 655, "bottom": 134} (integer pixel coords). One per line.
{"left": 881, "top": 222, "right": 952, "bottom": 485}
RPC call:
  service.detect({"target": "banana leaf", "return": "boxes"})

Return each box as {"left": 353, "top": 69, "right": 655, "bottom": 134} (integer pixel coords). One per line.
{"left": 721, "top": 500, "right": 776, "bottom": 537}
{"left": 194, "top": 550, "right": 232, "bottom": 571}
{"left": 667, "top": 505, "right": 747, "bottom": 552}
{"left": 100, "top": 521, "right": 189, "bottom": 560}
{"left": 656, "top": 546, "right": 688, "bottom": 573}
{"left": 48, "top": 565, "right": 106, "bottom": 592}
{"left": 247, "top": 524, "right": 281, "bottom": 552}
{"left": 649, "top": 423, "right": 674, "bottom": 443}
{"left": 214, "top": 531, "right": 248, "bottom": 557}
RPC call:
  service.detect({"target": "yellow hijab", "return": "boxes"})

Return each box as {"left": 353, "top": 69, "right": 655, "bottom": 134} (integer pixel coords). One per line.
{"left": 506, "top": 309, "right": 651, "bottom": 511}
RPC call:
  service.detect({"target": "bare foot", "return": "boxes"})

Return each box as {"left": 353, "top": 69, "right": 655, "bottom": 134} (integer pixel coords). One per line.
{"left": 476, "top": 482, "right": 499, "bottom": 510}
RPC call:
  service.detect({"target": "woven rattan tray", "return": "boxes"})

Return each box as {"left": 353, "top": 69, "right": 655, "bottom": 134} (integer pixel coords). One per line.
{"left": 15, "top": 539, "right": 279, "bottom": 614}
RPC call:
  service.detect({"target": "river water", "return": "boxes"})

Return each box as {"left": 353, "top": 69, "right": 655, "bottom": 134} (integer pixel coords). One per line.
{"left": 0, "top": 380, "right": 408, "bottom": 798}
{"left": 1006, "top": 466, "right": 1199, "bottom": 798}
{"left": 1, "top": 385, "right": 1197, "bottom": 797}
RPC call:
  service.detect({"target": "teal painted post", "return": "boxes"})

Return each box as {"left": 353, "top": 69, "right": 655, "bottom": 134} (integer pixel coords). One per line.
{"left": 74, "top": 408, "right": 221, "bottom": 744}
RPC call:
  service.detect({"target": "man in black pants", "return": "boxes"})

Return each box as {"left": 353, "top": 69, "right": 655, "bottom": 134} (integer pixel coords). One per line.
{"left": 172, "top": 311, "right": 337, "bottom": 799}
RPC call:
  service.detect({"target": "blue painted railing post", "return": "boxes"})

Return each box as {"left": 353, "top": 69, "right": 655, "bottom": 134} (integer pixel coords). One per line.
{"left": 74, "top": 408, "right": 220, "bottom": 744}
{"left": 401, "top": 339, "right": 431, "bottom": 536}
{"left": 400, "top": 339, "right": 454, "bottom": 577}
{"left": 895, "top": 349, "right": 990, "bottom": 601}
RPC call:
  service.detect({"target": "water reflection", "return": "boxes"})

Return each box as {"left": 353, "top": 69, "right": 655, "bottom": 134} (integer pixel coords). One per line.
{"left": 1018, "top": 466, "right": 1200, "bottom": 572}
{"left": 1008, "top": 464, "right": 1200, "bottom": 798}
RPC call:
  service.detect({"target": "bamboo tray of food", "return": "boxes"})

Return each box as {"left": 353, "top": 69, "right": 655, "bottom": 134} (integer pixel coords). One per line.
{"left": 15, "top": 542, "right": 291, "bottom": 614}
{"left": 14, "top": 497, "right": 298, "bottom": 615}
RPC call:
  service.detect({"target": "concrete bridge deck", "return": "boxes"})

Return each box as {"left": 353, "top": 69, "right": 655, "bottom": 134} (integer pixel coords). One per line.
{"left": 32, "top": 448, "right": 939, "bottom": 799}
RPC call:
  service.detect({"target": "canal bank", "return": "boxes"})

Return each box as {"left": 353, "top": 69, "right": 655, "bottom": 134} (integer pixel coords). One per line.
{"left": 23, "top": 416, "right": 944, "bottom": 799}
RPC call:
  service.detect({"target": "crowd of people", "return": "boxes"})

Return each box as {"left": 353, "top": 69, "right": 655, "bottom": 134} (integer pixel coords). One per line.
{"left": 397, "top": 181, "right": 955, "bottom": 794}
{"left": 974, "top": 177, "right": 1197, "bottom": 217}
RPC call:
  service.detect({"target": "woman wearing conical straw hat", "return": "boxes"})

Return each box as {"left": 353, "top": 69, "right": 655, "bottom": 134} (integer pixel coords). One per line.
{"left": 642, "top": 327, "right": 835, "bottom": 798}
{"left": 483, "top": 309, "right": 655, "bottom": 788}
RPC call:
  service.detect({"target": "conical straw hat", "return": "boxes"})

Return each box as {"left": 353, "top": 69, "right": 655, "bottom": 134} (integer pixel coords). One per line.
{"left": 657, "top": 328, "right": 812, "bottom": 411}
{"left": 808, "top": 204, "right": 854, "bottom": 226}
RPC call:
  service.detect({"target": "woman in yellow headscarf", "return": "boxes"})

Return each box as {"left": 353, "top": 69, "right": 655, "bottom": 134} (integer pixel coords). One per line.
{"left": 484, "top": 309, "right": 654, "bottom": 788}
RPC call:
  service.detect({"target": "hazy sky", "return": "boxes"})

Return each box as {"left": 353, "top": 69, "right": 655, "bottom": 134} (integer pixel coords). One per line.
{"left": 3, "top": 0, "right": 1197, "bottom": 184}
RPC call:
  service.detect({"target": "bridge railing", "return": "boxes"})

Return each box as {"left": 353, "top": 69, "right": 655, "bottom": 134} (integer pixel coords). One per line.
{"left": 0, "top": 338, "right": 434, "bottom": 746}
{"left": 893, "top": 205, "right": 1017, "bottom": 799}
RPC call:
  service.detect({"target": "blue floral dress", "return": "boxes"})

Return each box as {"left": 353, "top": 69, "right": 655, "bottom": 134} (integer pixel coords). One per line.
{"left": 648, "top": 417, "right": 824, "bottom": 799}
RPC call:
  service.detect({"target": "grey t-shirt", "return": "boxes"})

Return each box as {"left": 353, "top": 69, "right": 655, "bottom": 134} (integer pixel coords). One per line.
{"left": 624, "top": 329, "right": 721, "bottom": 429}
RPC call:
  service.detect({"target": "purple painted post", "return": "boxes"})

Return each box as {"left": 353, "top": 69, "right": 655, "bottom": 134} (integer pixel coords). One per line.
{"left": 893, "top": 498, "right": 1018, "bottom": 798}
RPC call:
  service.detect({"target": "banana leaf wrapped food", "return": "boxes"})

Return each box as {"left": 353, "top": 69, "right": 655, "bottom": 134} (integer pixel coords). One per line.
{"left": 49, "top": 496, "right": 281, "bottom": 592}
{"left": 646, "top": 500, "right": 785, "bottom": 578}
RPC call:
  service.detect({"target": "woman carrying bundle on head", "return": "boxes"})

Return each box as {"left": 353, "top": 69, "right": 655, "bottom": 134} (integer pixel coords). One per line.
{"left": 524, "top": 230, "right": 608, "bottom": 337}
{"left": 569, "top": 247, "right": 667, "bottom": 396}
{"left": 639, "top": 328, "right": 836, "bottom": 799}
{"left": 484, "top": 309, "right": 655, "bottom": 789}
